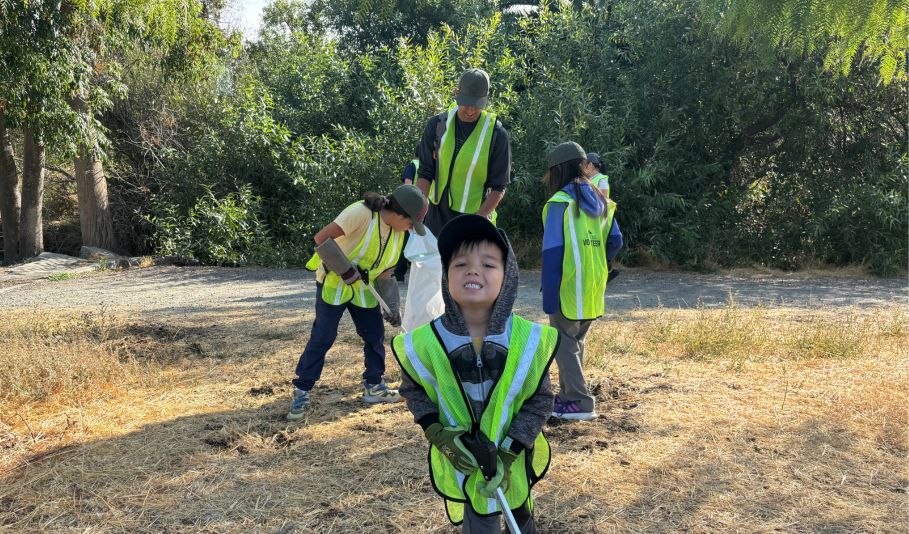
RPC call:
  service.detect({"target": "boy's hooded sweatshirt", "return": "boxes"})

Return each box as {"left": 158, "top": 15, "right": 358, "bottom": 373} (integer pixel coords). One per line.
{"left": 542, "top": 180, "right": 623, "bottom": 315}
{"left": 398, "top": 234, "right": 555, "bottom": 453}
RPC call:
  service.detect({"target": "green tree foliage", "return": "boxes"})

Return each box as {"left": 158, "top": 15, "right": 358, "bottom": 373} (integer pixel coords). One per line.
{"left": 0, "top": 0, "right": 229, "bottom": 261}
{"left": 293, "top": 0, "right": 494, "bottom": 50}
{"left": 702, "top": 0, "right": 908, "bottom": 84}
{"left": 0, "top": 1, "right": 79, "bottom": 144}
{"left": 248, "top": 29, "right": 366, "bottom": 136}
{"left": 29, "top": 0, "right": 900, "bottom": 274}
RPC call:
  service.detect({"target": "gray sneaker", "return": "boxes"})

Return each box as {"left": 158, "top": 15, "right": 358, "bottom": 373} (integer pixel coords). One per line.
{"left": 363, "top": 381, "right": 401, "bottom": 403}
{"left": 287, "top": 388, "right": 311, "bottom": 420}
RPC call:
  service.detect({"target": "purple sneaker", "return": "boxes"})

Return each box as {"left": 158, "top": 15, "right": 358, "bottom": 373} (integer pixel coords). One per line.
{"left": 552, "top": 396, "right": 596, "bottom": 421}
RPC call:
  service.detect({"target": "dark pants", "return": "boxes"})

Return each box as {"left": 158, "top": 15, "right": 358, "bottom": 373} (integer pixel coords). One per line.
{"left": 463, "top": 502, "right": 535, "bottom": 534}
{"left": 292, "top": 283, "right": 386, "bottom": 391}
{"left": 424, "top": 201, "right": 463, "bottom": 238}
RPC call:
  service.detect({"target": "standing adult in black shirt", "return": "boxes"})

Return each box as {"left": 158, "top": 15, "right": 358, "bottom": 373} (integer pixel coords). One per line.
{"left": 416, "top": 68, "right": 511, "bottom": 236}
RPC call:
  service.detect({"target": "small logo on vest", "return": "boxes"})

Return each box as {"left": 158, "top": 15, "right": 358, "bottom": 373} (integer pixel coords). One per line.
{"left": 583, "top": 229, "right": 602, "bottom": 247}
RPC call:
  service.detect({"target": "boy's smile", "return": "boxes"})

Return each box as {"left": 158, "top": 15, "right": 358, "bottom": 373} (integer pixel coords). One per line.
{"left": 447, "top": 241, "right": 505, "bottom": 312}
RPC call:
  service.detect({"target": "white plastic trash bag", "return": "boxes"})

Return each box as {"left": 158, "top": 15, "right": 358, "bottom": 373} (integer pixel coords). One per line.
{"left": 402, "top": 228, "right": 445, "bottom": 331}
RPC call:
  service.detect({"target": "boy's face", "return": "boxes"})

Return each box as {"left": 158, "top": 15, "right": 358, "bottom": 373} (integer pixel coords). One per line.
{"left": 447, "top": 241, "right": 505, "bottom": 312}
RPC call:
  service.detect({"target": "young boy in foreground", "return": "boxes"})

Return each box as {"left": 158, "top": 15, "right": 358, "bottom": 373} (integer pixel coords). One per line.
{"left": 392, "top": 214, "right": 559, "bottom": 533}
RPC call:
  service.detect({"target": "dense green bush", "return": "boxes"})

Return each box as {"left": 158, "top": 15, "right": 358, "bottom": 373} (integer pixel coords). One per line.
{"left": 147, "top": 186, "right": 276, "bottom": 266}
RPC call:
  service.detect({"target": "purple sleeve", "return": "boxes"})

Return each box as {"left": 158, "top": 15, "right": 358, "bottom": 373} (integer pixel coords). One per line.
{"left": 606, "top": 219, "right": 623, "bottom": 261}
{"left": 542, "top": 203, "right": 566, "bottom": 315}
{"left": 400, "top": 161, "right": 417, "bottom": 183}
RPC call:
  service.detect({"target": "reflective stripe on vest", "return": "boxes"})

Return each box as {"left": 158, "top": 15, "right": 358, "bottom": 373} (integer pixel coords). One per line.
{"left": 543, "top": 191, "right": 616, "bottom": 320}
{"left": 391, "top": 315, "right": 557, "bottom": 522}
{"left": 304, "top": 202, "right": 405, "bottom": 307}
{"left": 431, "top": 105, "right": 495, "bottom": 214}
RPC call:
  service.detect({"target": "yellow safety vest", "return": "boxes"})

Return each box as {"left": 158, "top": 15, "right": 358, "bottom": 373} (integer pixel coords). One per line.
{"left": 305, "top": 202, "right": 405, "bottom": 307}
{"left": 430, "top": 105, "right": 496, "bottom": 215}
{"left": 392, "top": 315, "right": 558, "bottom": 524}
{"left": 542, "top": 191, "right": 616, "bottom": 320}
{"left": 591, "top": 172, "right": 610, "bottom": 198}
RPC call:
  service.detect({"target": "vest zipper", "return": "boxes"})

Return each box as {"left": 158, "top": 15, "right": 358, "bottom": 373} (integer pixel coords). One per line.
{"left": 474, "top": 342, "right": 486, "bottom": 429}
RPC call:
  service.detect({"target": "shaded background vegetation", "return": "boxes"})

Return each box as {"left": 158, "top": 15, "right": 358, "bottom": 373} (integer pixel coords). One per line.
{"left": 4, "top": 0, "right": 906, "bottom": 273}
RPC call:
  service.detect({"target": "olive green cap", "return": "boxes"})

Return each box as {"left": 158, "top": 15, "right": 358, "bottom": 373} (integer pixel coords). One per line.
{"left": 391, "top": 184, "right": 428, "bottom": 236}
{"left": 547, "top": 141, "right": 587, "bottom": 169}
{"left": 456, "top": 68, "right": 490, "bottom": 109}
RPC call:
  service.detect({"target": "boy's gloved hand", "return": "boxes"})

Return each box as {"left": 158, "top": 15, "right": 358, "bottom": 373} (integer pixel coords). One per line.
{"left": 497, "top": 447, "right": 519, "bottom": 493}
{"left": 423, "top": 423, "right": 479, "bottom": 474}
{"left": 475, "top": 457, "right": 506, "bottom": 498}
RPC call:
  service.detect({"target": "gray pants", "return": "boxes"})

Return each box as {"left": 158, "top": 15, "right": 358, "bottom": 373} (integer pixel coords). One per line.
{"left": 549, "top": 311, "right": 595, "bottom": 412}
{"left": 463, "top": 502, "right": 535, "bottom": 533}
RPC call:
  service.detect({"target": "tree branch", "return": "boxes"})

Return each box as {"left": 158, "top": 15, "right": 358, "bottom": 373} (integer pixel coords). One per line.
{"left": 45, "top": 165, "right": 75, "bottom": 181}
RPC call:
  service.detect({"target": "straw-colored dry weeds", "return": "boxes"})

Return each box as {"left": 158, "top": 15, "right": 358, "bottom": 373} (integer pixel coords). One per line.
{"left": 0, "top": 305, "right": 906, "bottom": 533}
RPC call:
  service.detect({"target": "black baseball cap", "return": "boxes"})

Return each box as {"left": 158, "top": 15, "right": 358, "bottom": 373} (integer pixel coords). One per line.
{"left": 586, "top": 152, "right": 603, "bottom": 168}
{"left": 438, "top": 214, "right": 509, "bottom": 268}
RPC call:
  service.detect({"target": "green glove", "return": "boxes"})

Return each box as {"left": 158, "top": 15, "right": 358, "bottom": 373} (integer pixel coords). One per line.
{"left": 476, "top": 457, "right": 505, "bottom": 498}
{"left": 497, "top": 446, "right": 519, "bottom": 493}
{"left": 424, "top": 423, "right": 479, "bottom": 474}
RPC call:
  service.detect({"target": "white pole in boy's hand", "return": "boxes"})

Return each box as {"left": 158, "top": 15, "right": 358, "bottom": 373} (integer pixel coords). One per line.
{"left": 497, "top": 488, "right": 521, "bottom": 534}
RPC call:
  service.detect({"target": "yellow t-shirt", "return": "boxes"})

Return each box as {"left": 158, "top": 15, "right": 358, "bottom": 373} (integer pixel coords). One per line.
{"left": 316, "top": 202, "right": 393, "bottom": 283}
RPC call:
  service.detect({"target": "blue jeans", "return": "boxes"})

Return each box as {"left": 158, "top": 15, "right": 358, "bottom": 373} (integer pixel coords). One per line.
{"left": 293, "top": 283, "right": 386, "bottom": 391}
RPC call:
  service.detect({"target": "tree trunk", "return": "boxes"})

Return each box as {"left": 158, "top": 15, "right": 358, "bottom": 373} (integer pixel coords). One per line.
{"left": 74, "top": 144, "right": 116, "bottom": 251}
{"left": 20, "top": 125, "right": 44, "bottom": 258}
{"left": 70, "top": 93, "right": 116, "bottom": 252}
{"left": 0, "top": 110, "right": 21, "bottom": 265}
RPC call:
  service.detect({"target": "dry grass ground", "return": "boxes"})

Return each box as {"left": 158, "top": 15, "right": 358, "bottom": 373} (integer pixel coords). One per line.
{"left": 0, "top": 304, "right": 906, "bottom": 533}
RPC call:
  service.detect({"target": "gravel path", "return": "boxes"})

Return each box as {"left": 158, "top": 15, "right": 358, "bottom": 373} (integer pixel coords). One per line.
{"left": 0, "top": 266, "right": 903, "bottom": 323}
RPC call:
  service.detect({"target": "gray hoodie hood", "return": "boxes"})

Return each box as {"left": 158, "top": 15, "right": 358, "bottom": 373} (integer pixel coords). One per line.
{"left": 439, "top": 231, "right": 518, "bottom": 337}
